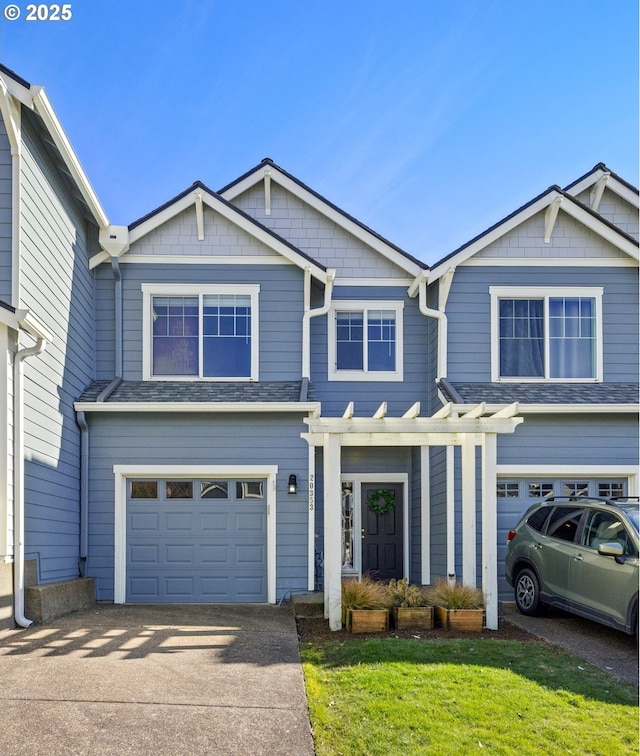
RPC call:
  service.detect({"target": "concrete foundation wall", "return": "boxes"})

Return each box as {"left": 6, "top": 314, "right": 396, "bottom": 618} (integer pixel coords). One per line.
{"left": 24, "top": 577, "right": 95, "bottom": 625}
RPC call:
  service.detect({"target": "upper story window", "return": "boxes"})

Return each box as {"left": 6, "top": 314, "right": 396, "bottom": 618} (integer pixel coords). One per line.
{"left": 328, "top": 301, "right": 403, "bottom": 381}
{"left": 142, "top": 284, "right": 259, "bottom": 380}
{"left": 490, "top": 287, "right": 602, "bottom": 381}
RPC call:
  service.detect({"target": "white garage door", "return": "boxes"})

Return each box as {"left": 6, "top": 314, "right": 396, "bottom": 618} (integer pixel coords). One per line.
{"left": 497, "top": 477, "right": 627, "bottom": 598}
{"left": 126, "top": 477, "right": 267, "bottom": 602}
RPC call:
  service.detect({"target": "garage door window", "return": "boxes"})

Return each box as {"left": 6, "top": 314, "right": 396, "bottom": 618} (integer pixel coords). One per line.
{"left": 237, "top": 481, "right": 264, "bottom": 499}
{"left": 201, "top": 481, "right": 229, "bottom": 499}
{"left": 166, "top": 481, "right": 193, "bottom": 499}
{"left": 528, "top": 482, "right": 553, "bottom": 498}
{"left": 130, "top": 481, "right": 158, "bottom": 499}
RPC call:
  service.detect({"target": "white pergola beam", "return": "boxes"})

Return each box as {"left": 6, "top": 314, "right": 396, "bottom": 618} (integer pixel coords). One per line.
{"left": 323, "top": 433, "right": 342, "bottom": 631}
{"left": 461, "top": 402, "right": 486, "bottom": 419}
{"left": 432, "top": 402, "right": 453, "bottom": 418}
{"left": 461, "top": 435, "right": 476, "bottom": 586}
{"left": 342, "top": 401, "right": 354, "bottom": 419}
{"left": 490, "top": 402, "right": 519, "bottom": 419}
{"left": 304, "top": 416, "right": 523, "bottom": 436}
{"left": 482, "top": 433, "right": 499, "bottom": 630}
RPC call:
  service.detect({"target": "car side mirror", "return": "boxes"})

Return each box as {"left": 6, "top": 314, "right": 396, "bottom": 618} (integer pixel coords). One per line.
{"left": 597, "top": 541, "right": 625, "bottom": 562}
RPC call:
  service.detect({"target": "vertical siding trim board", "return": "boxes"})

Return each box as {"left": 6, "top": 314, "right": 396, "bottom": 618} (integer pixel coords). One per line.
{"left": 460, "top": 436, "right": 476, "bottom": 586}
{"left": 481, "top": 434, "right": 498, "bottom": 630}
{"left": 113, "top": 465, "right": 278, "bottom": 604}
{"left": 307, "top": 445, "right": 315, "bottom": 590}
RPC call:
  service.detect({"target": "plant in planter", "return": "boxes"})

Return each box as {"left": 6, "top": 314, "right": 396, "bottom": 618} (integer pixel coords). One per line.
{"left": 386, "top": 578, "right": 434, "bottom": 630}
{"left": 342, "top": 575, "right": 389, "bottom": 632}
{"left": 425, "top": 580, "right": 485, "bottom": 632}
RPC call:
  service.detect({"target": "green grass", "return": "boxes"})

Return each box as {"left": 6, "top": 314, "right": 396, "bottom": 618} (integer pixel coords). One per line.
{"left": 300, "top": 638, "right": 639, "bottom": 755}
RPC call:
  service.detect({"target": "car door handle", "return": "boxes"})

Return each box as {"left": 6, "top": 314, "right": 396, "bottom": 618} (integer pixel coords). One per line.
{"left": 533, "top": 542, "right": 543, "bottom": 550}
{"left": 573, "top": 554, "right": 584, "bottom": 562}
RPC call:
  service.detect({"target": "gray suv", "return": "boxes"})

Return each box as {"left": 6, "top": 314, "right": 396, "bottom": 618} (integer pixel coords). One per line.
{"left": 505, "top": 497, "right": 639, "bottom": 638}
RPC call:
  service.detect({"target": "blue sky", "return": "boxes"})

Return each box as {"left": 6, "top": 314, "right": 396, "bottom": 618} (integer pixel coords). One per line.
{"left": 0, "top": 1, "right": 637, "bottom": 264}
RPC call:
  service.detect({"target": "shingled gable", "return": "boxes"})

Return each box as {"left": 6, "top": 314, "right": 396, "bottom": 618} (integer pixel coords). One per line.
{"left": 564, "top": 162, "right": 640, "bottom": 209}
{"left": 89, "top": 180, "right": 328, "bottom": 280}
{"left": 428, "top": 181, "right": 639, "bottom": 282}
{"left": 219, "top": 157, "right": 427, "bottom": 277}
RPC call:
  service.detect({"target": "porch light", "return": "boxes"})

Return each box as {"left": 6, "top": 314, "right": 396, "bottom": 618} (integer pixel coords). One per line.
{"left": 288, "top": 474, "right": 297, "bottom": 494}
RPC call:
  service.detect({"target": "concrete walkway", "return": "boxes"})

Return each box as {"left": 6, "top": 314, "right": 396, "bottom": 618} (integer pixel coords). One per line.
{"left": 501, "top": 602, "right": 638, "bottom": 686}
{"left": 0, "top": 604, "right": 315, "bottom": 756}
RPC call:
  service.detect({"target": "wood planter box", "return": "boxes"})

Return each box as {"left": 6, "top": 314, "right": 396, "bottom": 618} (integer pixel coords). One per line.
{"left": 435, "top": 606, "right": 484, "bottom": 632}
{"left": 345, "top": 608, "right": 389, "bottom": 633}
{"left": 391, "top": 606, "right": 434, "bottom": 630}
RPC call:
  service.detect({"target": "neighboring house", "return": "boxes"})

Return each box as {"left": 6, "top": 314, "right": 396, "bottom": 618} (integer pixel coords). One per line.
{"left": 0, "top": 65, "right": 110, "bottom": 630}
{"left": 1, "top": 64, "right": 637, "bottom": 633}
{"left": 430, "top": 164, "right": 639, "bottom": 600}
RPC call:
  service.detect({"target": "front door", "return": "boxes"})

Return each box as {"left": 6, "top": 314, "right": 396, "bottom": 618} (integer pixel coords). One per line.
{"left": 361, "top": 483, "right": 403, "bottom": 581}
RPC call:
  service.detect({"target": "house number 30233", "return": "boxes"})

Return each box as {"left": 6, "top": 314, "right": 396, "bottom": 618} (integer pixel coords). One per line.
{"left": 25, "top": 4, "right": 73, "bottom": 20}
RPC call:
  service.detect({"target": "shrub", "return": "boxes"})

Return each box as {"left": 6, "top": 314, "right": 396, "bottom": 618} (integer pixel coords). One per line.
{"left": 342, "top": 574, "right": 388, "bottom": 610}
{"left": 424, "top": 579, "right": 484, "bottom": 609}
{"left": 386, "top": 578, "right": 430, "bottom": 607}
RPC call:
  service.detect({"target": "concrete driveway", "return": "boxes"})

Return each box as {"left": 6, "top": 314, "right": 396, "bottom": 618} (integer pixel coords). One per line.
{"left": 0, "top": 604, "right": 314, "bottom": 756}
{"left": 501, "top": 603, "right": 638, "bottom": 686}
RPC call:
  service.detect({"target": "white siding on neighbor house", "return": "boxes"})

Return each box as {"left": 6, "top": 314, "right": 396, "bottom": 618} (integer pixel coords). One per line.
{"left": 472, "top": 211, "right": 631, "bottom": 261}
{"left": 18, "top": 110, "right": 96, "bottom": 584}
{"left": 129, "top": 205, "right": 281, "bottom": 259}
{"left": 231, "top": 182, "right": 412, "bottom": 280}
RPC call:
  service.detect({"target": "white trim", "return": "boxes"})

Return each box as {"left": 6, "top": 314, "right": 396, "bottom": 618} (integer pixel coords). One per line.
{"left": 113, "top": 464, "right": 278, "bottom": 604}
{"left": 429, "top": 188, "right": 639, "bottom": 282}
{"left": 490, "top": 286, "right": 603, "bottom": 382}
{"left": 328, "top": 300, "right": 404, "bottom": 382}
{"left": 461, "top": 435, "right": 476, "bottom": 585}
{"left": 340, "top": 473, "right": 410, "bottom": 581}
{"left": 461, "top": 257, "right": 637, "bottom": 267}
{"left": 120, "top": 255, "right": 290, "bottom": 266}
{"left": 75, "top": 401, "right": 321, "bottom": 414}
{"left": 334, "top": 277, "right": 414, "bottom": 287}
{"left": 566, "top": 170, "right": 639, "bottom": 209}
{"left": 141, "top": 283, "right": 260, "bottom": 381}
{"left": 446, "top": 446, "right": 455, "bottom": 580}
{"left": 450, "top": 403, "right": 638, "bottom": 415}
{"left": 220, "top": 165, "right": 424, "bottom": 278}
{"left": 420, "top": 446, "right": 430, "bottom": 585}
{"left": 308, "top": 446, "right": 316, "bottom": 591}
{"left": 481, "top": 434, "right": 498, "bottom": 629}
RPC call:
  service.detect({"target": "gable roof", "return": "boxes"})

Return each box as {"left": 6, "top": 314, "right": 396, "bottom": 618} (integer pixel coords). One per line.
{"left": 0, "top": 64, "right": 109, "bottom": 229}
{"left": 90, "top": 180, "right": 329, "bottom": 280}
{"left": 564, "top": 162, "right": 639, "bottom": 209}
{"left": 429, "top": 181, "right": 639, "bottom": 282}
{"left": 219, "top": 158, "right": 428, "bottom": 277}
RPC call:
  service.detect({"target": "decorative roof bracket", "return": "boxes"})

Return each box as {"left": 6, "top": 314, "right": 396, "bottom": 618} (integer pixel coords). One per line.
{"left": 590, "top": 172, "right": 609, "bottom": 212}
{"left": 194, "top": 190, "right": 205, "bottom": 241}
{"left": 264, "top": 169, "right": 271, "bottom": 216}
{"left": 544, "top": 196, "right": 562, "bottom": 243}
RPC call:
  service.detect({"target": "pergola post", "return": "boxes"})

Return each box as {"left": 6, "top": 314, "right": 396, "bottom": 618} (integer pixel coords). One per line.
{"left": 461, "top": 434, "right": 476, "bottom": 586}
{"left": 323, "top": 433, "right": 342, "bottom": 630}
{"left": 482, "top": 433, "right": 499, "bottom": 629}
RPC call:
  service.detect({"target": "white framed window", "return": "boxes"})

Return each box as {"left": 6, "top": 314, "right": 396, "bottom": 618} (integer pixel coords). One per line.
{"left": 328, "top": 301, "right": 403, "bottom": 381}
{"left": 142, "top": 284, "right": 259, "bottom": 380}
{"left": 490, "top": 287, "right": 603, "bottom": 381}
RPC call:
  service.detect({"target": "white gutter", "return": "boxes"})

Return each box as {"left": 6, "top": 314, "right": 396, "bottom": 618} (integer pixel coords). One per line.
{"left": 13, "top": 318, "right": 52, "bottom": 627}
{"left": 409, "top": 268, "right": 455, "bottom": 380}
{"left": 302, "top": 268, "right": 336, "bottom": 379}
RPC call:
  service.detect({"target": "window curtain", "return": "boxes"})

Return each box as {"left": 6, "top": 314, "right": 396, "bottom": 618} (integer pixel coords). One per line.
{"left": 499, "top": 299, "right": 544, "bottom": 377}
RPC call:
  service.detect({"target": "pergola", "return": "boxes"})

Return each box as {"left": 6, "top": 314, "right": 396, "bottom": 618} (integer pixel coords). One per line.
{"left": 302, "top": 401, "right": 523, "bottom": 630}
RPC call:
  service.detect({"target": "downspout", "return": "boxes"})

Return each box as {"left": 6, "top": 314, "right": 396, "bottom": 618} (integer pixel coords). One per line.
{"left": 111, "top": 256, "right": 123, "bottom": 378}
{"left": 302, "top": 268, "right": 336, "bottom": 379}
{"left": 409, "top": 268, "right": 455, "bottom": 381}
{"left": 13, "top": 336, "right": 47, "bottom": 627}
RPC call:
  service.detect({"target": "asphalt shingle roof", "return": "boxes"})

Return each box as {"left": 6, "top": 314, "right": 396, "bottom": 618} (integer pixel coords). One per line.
{"left": 77, "top": 380, "right": 316, "bottom": 404}
{"left": 439, "top": 381, "right": 639, "bottom": 405}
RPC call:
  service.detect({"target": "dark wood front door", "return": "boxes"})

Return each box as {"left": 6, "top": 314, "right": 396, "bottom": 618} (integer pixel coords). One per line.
{"left": 361, "top": 483, "right": 403, "bottom": 581}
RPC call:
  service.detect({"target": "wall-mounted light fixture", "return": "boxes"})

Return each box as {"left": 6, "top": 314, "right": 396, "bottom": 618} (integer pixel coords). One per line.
{"left": 288, "top": 474, "right": 297, "bottom": 494}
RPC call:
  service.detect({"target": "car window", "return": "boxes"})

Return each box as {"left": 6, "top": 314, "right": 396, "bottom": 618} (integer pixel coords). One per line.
{"left": 583, "top": 510, "right": 637, "bottom": 557}
{"left": 526, "top": 506, "right": 552, "bottom": 533}
{"left": 545, "top": 506, "right": 584, "bottom": 542}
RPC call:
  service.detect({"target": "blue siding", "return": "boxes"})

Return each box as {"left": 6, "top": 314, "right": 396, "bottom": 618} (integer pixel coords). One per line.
{"left": 114, "top": 263, "right": 305, "bottom": 381}
{"left": 86, "top": 412, "right": 312, "bottom": 601}
{"left": 498, "top": 414, "right": 639, "bottom": 466}
{"left": 310, "top": 285, "right": 432, "bottom": 416}
{"left": 447, "top": 266, "right": 639, "bottom": 382}
{"left": 19, "top": 109, "right": 96, "bottom": 584}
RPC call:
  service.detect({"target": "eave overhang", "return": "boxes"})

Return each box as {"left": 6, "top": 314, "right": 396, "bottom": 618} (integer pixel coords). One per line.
{"left": 74, "top": 401, "right": 321, "bottom": 415}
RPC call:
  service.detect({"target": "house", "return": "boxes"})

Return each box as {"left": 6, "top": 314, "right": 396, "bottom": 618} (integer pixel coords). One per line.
{"left": 1, "top": 64, "right": 637, "bottom": 633}
{"left": 0, "top": 64, "right": 109, "bottom": 629}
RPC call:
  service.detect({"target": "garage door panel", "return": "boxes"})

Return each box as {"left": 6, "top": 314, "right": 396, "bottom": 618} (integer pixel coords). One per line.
{"left": 126, "top": 477, "right": 268, "bottom": 603}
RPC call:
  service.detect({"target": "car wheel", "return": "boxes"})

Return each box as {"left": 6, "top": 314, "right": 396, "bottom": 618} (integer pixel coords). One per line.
{"left": 514, "top": 567, "right": 541, "bottom": 616}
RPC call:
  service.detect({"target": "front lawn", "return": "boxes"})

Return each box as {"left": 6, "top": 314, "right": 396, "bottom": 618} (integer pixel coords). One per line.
{"left": 300, "top": 637, "right": 638, "bottom": 755}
